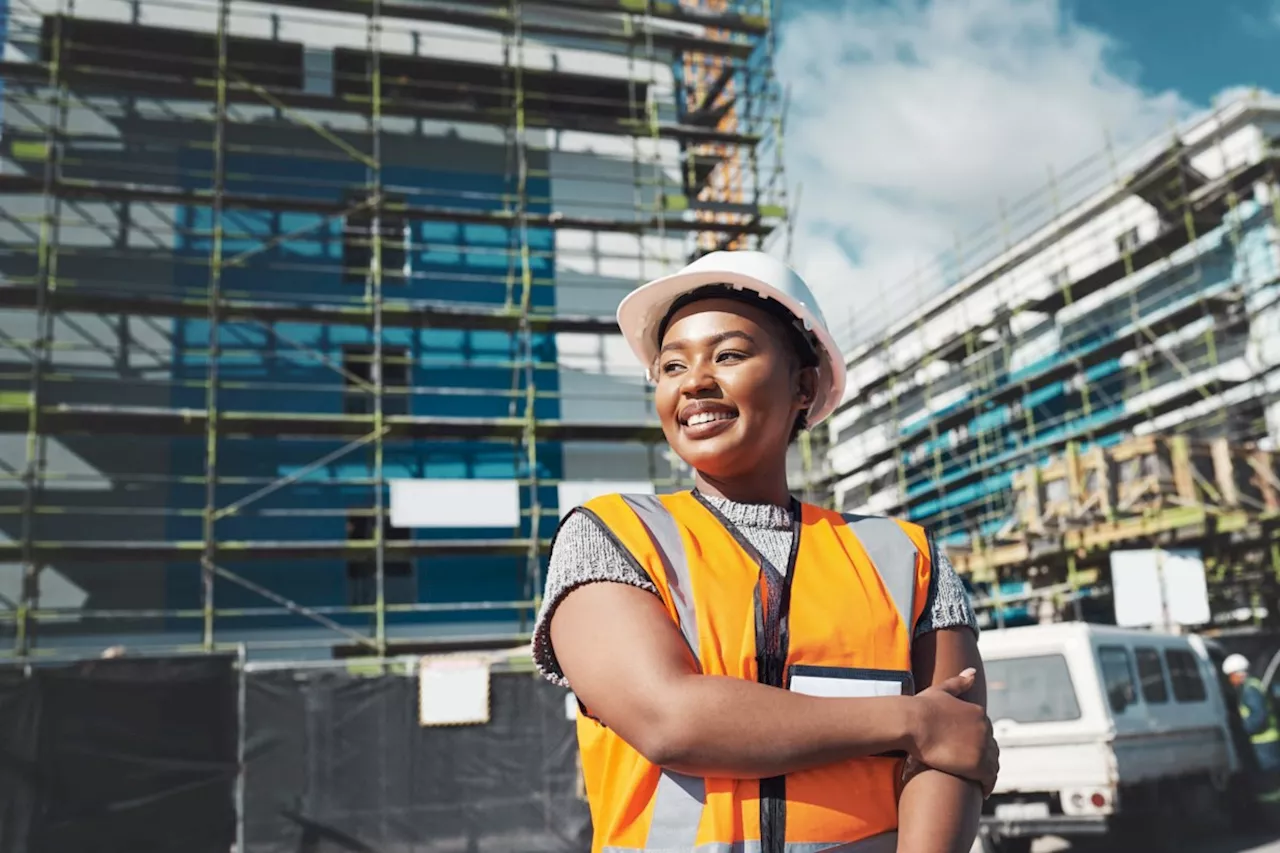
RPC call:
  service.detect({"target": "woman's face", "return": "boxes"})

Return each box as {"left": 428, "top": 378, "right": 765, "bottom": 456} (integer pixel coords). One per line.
{"left": 653, "top": 297, "right": 814, "bottom": 481}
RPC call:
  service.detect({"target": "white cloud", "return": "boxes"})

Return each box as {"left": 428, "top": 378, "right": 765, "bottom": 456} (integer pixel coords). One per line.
{"left": 772, "top": 0, "right": 1194, "bottom": 350}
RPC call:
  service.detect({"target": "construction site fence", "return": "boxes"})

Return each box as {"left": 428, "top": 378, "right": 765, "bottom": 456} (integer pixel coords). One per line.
{"left": 0, "top": 651, "right": 588, "bottom": 853}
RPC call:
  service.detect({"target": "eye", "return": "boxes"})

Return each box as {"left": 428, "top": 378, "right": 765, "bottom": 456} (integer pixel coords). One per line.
{"left": 716, "top": 350, "right": 747, "bottom": 363}
{"left": 660, "top": 359, "right": 686, "bottom": 375}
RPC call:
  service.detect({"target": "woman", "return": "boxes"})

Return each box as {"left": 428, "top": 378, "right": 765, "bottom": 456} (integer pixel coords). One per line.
{"left": 533, "top": 250, "right": 998, "bottom": 853}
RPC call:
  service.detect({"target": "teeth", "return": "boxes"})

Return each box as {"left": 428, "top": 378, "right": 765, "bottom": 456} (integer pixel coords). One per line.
{"left": 686, "top": 411, "right": 735, "bottom": 427}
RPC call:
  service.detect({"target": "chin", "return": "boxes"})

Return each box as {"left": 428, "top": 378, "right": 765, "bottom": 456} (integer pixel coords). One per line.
{"left": 671, "top": 439, "right": 751, "bottom": 480}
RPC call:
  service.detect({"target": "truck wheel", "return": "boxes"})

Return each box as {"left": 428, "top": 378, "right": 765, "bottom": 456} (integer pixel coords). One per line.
{"left": 981, "top": 835, "right": 1032, "bottom": 853}
{"left": 1180, "top": 778, "right": 1231, "bottom": 836}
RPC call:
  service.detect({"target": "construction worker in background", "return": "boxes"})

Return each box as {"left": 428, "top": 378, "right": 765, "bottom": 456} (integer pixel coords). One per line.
{"left": 532, "top": 251, "right": 997, "bottom": 853}
{"left": 1225, "top": 654, "right": 1280, "bottom": 774}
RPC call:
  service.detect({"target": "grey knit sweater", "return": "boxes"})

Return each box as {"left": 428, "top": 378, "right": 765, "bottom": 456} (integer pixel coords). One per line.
{"left": 533, "top": 494, "right": 979, "bottom": 688}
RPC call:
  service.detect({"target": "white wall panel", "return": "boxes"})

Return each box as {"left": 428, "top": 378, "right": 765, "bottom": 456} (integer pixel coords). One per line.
{"left": 389, "top": 479, "right": 520, "bottom": 528}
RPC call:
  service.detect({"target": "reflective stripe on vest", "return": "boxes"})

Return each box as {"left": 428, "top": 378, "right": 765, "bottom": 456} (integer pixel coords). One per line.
{"left": 1245, "top": 678, "right": 1280, "bottom": 746}
{"left": 603, "top": 831, "right": 899, "bottom": 853}
{"left": 573, "top": 491, "right": 932, "bottom": 853}
{"left": 622, "top": 494, "right": 701, "bottom": 662}
{"left": 841, "top": 513, "right": 920, "bottom": 632}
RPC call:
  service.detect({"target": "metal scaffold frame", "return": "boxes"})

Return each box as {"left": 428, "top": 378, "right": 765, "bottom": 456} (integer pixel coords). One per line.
{"left": 828, "top": 92, "right": 1280, "bottom": 627}
{"left": 0, "top": 0, "right": 796, "bottom": 657}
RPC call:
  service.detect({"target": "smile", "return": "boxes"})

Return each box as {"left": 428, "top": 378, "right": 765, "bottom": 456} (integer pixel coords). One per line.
{"left": 686, "top": 411, "right": 736, "bottom": 427}
{"left": 677, "top": 404, "right": 739, "bottom": 439}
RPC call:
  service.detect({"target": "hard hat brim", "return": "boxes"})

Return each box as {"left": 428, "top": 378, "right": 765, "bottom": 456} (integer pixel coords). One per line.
{"left": 617, "top": 266, "right": 848, "bottom": 426}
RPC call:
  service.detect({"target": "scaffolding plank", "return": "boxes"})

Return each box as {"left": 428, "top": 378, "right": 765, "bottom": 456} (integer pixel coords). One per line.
{"left": 0, "top": 61, "right": 761, "bottom": 147}
{"left": 0, "top": 538, "right": 550, "bottom": 562}
{"left": 845, "top": 156, "right": 1273, "bottom": 405}
{"left": 889, "top": 293, "right": 1246, "bottom": 451}
{"left": 0, "top": 173, "right": 774, "bottom": 237}
{"left": 463, "top": 0, "right": 770, "bottom": 35}
{"left": 0, "top": 404, "right": 664, "bottom": 442}
{"left": 877, "top": 372, "right": 1259, "bottom": 522}
{"left": 262, "top": 0, "right": 757, "bottom": 58}
{"left": 0, "top": 285, "right": 621, "bottom": 335}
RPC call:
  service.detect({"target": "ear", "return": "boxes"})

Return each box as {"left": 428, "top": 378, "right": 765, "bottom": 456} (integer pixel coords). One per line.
{"left": 795, "top": 365, "right": 818, "bottom": 411}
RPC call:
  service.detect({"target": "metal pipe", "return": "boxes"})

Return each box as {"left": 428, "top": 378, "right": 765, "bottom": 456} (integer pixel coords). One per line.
{"left": 235, "top": 642, "right": 247, "bottom": 853}
{"left": 15, "top": 0, "right": 72, "bottom": 656}
{"left": 368, "top": 0, "right": 387, "bottom": 656}
{"left": 202, "top": 0, "right": 230, "bottom": 652}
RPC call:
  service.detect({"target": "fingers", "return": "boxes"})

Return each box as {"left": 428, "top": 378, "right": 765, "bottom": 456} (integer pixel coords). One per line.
{"left": 982, "top": 735, "right": 1001, "bottom": 799}
{"left": 936, "top": 667, "right": 977, "bottom": 697}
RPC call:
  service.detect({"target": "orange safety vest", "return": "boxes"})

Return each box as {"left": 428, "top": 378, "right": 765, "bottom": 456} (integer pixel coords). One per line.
{"left": 567, "top": 490, "right": 934, "bottom": 853}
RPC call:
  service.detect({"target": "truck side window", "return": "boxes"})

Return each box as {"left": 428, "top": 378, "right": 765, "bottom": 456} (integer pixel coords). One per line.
{"left": 1134, "top": 647, "right": 1169, "bottom": 704}
{"left": 1165, "top": 648, "right": 1207, "bottom": 703}
{"left": 1099, "top": 646, "right": 1137, "bottom": 713}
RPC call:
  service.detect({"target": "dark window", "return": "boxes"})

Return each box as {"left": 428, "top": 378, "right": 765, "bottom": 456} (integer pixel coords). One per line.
{"left": 41, "top": 15, "right": 302, "bottom": 89}
{"left": 1116, "top": 227, "right": 1140, "bottom": 255}
{"left": 1134, "top": 647, "right": 1169, "bottom": 704}
{"left": 346, "top": 512, "right": 413, "bottom": 606}
{"left": 1165, "top": 648, "right": 1208, "bottom": 703}
{"left": 1099, "top": 646, "right": 1137, "bottom": 714}
{"left": 986, "top": 654, "right": 1082, "bottom": 724}
{"left": 343, "top": 196, "right": 408, "bottom": 286}
{"left": 342, "top": 345, "right": 409, "bottom": 417}
{"left": 332, "top": 48, "right": 647, "bottom": 124}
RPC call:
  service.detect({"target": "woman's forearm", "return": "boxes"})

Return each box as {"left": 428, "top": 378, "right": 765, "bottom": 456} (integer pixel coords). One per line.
{"left": 897, "top": 769, "right": 983, "bottom": 853}
{"left": 554, "top": 584, "right": 993, "bottom": 786}
{"left": 896, "top": 627, "right": 990, "bottom": 853}
{"left": 647, "top": 673, "right": 916, "bottom": 779}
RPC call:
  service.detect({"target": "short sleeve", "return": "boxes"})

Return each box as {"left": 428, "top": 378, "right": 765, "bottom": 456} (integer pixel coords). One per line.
{"left": 914, "top": 546, "right": 980, "bottom": 638}
{"left": 531, "top": 509, "right": 660, "bottom": 687}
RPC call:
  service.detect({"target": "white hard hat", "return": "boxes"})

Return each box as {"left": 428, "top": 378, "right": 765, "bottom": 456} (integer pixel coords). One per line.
{"left": 1224, "top": 653, "right": 1250, "bottom": 676}
{"left": 616, "top": 250, "right": 847, "bottom": 425}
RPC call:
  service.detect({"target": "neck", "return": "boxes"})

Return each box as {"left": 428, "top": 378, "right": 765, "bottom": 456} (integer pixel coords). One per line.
{"left": 693, "top": 464, "right": 792, "bottom": 508}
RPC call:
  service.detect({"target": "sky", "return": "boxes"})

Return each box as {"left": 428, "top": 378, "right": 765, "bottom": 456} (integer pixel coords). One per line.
{"left": 771, "top": 0, "right": 1280, "bottom": 349}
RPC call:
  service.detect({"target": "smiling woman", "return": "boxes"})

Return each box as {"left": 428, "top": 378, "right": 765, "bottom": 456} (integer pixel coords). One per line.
{"left": 532, "top": 250, "right": 997, "bottom": 853}
{"left": 653, "top": 286, "right": 819, "bottom": 490}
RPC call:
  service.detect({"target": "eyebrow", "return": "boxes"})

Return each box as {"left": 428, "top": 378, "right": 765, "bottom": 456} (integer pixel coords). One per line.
{"left": 659, "top": 330, "right": 756, "bottom": 356}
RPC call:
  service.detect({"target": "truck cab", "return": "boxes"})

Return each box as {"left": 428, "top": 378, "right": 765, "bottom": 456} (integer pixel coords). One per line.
{"left": 977, "top": 623, "right": 1244, "bottom": 853}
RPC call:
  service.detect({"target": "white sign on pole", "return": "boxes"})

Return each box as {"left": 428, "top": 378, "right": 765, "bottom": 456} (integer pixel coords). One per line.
{"left": 1111, "top": 548, "right": 1211, "bottom": 629}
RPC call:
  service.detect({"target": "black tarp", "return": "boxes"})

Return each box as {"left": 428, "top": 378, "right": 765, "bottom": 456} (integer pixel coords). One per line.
{"left": 0, "top": 655, "right": 239, "bottom": 853}
{"left": 0, "top": 657, "right": 590, "bottom": 853}
{"left": 243, "top": 668, "right": 591, "bottom": 853}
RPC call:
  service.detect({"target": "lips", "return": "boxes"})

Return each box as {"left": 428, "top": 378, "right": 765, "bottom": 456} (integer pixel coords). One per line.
{"left": 677, "top": 401, "right": 738, "bottom": 439}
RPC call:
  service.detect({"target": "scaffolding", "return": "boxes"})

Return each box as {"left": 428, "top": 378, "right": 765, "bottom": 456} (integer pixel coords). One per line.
{"left": 0, "top": 0, "right": 792, "bottom": 658}
{"left": 828, "top": 94, "right": 1280, "bottom": 626}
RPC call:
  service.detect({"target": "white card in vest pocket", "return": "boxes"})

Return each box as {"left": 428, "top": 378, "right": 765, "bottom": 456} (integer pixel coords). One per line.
{"left": 787, "top": 664, "right": 915, "bottom": 699}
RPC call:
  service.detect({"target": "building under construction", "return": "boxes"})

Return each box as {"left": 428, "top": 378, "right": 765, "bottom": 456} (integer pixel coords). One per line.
{"left": 827, "top": 96, "right": 1280, "bottom": 630}
{"left": 0, "top": 0, "right": 793, "bottom": 660}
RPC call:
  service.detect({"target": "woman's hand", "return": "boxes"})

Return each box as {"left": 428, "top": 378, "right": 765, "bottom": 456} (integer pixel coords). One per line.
{"left": 907, "top": 667, "right": 1000, "bottom": 796}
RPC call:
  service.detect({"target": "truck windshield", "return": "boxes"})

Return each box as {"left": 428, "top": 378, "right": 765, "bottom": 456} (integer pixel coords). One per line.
{"left": 986, "top": 653, "right": 1082, "bottom": 724}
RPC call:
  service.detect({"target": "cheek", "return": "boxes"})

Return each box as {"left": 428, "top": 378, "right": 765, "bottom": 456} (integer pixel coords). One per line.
{"left": 729, "top": 366, "right": 792, "bottom": 412}
{"left": 653, "top": 382, "right": 679, "bottom": 420}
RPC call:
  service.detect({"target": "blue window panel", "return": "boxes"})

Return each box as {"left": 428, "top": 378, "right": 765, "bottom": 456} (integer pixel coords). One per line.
{"left": 1023, "top": 380, "right": 1066, "bottom": 410}
{"left": 163, "top": 149, "right": 564, "bottom": 635}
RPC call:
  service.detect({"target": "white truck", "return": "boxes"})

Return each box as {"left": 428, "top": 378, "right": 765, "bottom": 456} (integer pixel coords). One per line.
{"left": 976, "top": 623, "right": 1248, "bottom": 853}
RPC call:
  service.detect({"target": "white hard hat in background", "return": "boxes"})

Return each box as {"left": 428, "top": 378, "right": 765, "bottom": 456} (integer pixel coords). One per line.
{"left": 1223, "top": 653, "right": 1250, "bottom": 676}
{"left": 616, "top": 250, "right": 848, "bottom": 426}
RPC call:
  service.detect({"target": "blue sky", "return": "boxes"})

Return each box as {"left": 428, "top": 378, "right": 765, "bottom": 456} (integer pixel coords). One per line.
{"left": 1068, "top": 0, "right": 1277, "bottom": 104}
{"left": 771, "top": 0, "right": 1279, "bottom": 346}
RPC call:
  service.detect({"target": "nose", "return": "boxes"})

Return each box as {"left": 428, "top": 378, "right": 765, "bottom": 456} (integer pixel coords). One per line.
{"left": 679, "top": 360, "right": 717, "bottom": 397}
